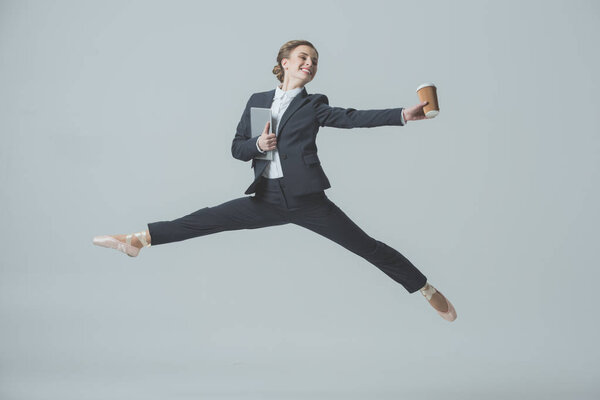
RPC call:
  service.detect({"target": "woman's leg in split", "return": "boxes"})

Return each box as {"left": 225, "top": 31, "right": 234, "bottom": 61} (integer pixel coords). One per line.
{"left": 147, "top": 196, "right": 288, "bottom": 246}
{"left": 289, "top": 196, "right": 457, "bottom": 320}
{"left": 289, "top": 197, "right": 427, "bottom": 293}
{"left": 93, "top": 196, "right": 288, "bottom": 256}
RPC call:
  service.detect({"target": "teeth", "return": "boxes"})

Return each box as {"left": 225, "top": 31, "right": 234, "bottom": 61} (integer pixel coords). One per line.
{"left": 301, "top": 68, "right": 311, "bottom": 74}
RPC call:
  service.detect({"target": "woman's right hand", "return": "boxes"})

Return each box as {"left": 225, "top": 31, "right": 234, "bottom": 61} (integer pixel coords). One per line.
{"left": 258, "top": 121, "right": 277, "bottom": 151}
{"left": 403, "top": 101, "right": 429, "bottom": 122}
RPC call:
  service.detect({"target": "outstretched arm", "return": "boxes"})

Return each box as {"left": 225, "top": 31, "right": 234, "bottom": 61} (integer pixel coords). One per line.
{"left": 313, "top": 94, "right": 429, "bottom": 128}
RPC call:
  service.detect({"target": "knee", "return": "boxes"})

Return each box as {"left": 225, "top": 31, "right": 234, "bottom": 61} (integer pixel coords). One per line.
{"left": 364, "top": 240, "right": 398, "bottom": 262}
{"left": 365, "top": 239, "right": 379, "bottom": 255}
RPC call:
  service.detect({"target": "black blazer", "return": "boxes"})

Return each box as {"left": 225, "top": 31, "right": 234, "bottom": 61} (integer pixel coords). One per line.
{"left": 231, "top": 87, "right": 406, "bottom": 197}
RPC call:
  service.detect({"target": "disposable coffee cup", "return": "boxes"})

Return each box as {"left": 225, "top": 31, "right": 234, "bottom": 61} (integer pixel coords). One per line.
{"left": 416, "top": 82, "right": 439, "bottom": 118}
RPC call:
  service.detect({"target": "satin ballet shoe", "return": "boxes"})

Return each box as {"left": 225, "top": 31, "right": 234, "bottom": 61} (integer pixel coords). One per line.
{"left": 92, "top": 231, "right": 150, "bottom": 257}
{"left": 420, "top": 283, "right": 457, "bottom": 322}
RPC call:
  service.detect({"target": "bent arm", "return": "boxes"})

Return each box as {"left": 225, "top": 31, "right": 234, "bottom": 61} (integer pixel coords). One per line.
{"left": 313, "top": 94, "right": 405, "bottom": 128}
{"left": 231, "top": 95, "right": 264, "bottom": 161}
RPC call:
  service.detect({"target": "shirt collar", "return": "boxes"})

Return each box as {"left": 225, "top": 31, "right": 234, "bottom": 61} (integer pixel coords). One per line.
{"left": 274, "top": 84, "right": 303, "bottom": 100}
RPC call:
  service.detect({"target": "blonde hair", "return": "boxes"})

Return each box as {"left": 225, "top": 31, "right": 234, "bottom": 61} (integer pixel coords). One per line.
{"left": 272, "top": 40, "right": 319, "bottom": 83}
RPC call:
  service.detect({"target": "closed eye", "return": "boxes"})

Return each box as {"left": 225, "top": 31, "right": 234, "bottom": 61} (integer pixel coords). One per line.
{"left": 300, "top": 54, "right": 318, "bottom": 65}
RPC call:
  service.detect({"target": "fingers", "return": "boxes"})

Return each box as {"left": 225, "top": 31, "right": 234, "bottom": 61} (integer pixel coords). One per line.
{"left": 262, "top": 121, "right": 271, "bottom": 134}
{"left": 260, "top": 130, "right": 277, "bottom": 151}
{"left": 411, "top": 101, "right": 428, "bottom": 110}
{"left": 261, "top": 121, "right": 278, "bottom": 149}
{"left": 266, "top": 137, "right": 277, "bottom": 150}
{"left": 259, "top": 138, "right": 275, "bottom": 151}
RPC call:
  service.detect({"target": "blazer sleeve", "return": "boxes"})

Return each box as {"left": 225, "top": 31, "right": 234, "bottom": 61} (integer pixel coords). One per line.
{"left": 231, "top": 94, "right": 264, "bottom": 162}
{"left": 313, "top": 94, "right": 405, "bottom": 128}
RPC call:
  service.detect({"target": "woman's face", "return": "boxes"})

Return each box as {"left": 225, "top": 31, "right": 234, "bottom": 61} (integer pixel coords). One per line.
{"left": 282, "top": 45, "right": 318, "bottom": 85}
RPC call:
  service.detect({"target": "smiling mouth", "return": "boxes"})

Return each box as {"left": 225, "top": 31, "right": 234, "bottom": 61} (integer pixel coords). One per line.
{"left": 301, "top": 68, "right": 312, "bottom": 75}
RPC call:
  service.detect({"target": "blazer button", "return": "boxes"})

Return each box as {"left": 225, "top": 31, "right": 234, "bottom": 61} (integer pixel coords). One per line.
{"left": 281, "top": 154, "right": 287, "bottom": 160}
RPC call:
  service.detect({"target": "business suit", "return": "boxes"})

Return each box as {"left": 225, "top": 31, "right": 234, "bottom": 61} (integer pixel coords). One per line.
{"left": 234, "top": 87, "right": 408, "bottom": 197}
{"left": 147, "top": 87, "right": 427, "bottom": 293}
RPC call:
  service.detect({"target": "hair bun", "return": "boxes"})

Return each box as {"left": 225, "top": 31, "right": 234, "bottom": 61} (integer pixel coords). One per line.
{"left": 272, "top": 64, "right": 284, "bottom": 83}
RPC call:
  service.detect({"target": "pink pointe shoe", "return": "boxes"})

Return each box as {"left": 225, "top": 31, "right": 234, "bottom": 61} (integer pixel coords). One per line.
{"left": 420, "top": 283, "right": 457, "bottom": 322}
{"left": 92, "top": 231, "right": 150, "bottom": 257}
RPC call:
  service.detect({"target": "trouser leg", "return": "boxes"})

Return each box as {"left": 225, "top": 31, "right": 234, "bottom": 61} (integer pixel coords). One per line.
{"left": 147, "top": 195, "right": 287, "bottom": 245}
{"left": 290, "top": 196, "right": 427, "bottom": 293}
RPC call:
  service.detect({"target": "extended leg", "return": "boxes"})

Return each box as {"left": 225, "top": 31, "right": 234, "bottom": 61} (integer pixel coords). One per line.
{"left": 290, "top": 198, "right": 427, "bottom": 293}
{"left": 147, "top": 196, "right": 288, "bottom": 245}
{"left": 93, "top": 196, "right": 288, "bottom": 256}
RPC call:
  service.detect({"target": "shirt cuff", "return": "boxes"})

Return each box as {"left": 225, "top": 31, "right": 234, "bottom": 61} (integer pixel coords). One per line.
{"left": 400, "top": 108, "right": 406, "bottom": 125}
{"left": 256, "top": 136, "right": 266, "bottom": 153}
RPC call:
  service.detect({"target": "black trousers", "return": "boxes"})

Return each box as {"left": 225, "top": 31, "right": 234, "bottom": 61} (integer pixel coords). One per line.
{"left": 147, "top": 178, "right": 427, "bottom": 293}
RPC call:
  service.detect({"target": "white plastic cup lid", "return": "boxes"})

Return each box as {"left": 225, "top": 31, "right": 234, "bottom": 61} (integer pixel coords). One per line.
{"left": 416, "top": 82, "right": 436, "bottom": 92}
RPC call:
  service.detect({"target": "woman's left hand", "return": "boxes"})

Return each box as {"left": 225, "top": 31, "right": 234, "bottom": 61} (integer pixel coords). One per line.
{"left": 403, "top": 101, "right": 429, "bottom": 122}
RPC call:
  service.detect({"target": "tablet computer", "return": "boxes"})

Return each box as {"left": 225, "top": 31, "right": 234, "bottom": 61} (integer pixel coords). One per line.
{"left": 250, "top": 107, "right": 274, "bottom": 161}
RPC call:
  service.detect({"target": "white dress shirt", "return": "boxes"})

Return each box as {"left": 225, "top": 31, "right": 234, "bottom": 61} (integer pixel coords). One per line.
{"left": 256, "top": 84, "right": 407, "bottom": 179}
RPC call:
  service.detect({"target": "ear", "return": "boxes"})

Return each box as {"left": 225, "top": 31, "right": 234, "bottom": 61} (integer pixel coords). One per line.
{"left": 281, "top": 58, "right": 288, "bottom": 70}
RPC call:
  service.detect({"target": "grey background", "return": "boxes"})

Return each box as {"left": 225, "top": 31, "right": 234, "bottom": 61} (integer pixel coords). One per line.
{"left": 1, "top": 0, "right": 598, "bottom": 399}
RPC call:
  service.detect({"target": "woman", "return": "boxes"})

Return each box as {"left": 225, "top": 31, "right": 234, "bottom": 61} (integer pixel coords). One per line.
{"left": 93, "top": 40, "right": 457, "bottom": 322}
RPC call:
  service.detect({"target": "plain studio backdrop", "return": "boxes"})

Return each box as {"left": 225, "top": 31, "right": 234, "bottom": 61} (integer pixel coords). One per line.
{"left": 1, "top": 0, "right": 598, "bottom": 399}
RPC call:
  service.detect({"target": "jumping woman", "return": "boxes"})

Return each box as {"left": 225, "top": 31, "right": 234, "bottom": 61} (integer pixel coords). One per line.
{"left": 93, "top": 39, "right": 457, "bottom": 322}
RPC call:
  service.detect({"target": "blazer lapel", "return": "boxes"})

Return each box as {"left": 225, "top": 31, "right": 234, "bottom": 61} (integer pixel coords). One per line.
{"left": 253, "top": 87, "right": 308, "bottom": 137}
{"left": 277, "top": 87, "right": 309, "bottom": 136}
